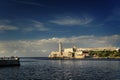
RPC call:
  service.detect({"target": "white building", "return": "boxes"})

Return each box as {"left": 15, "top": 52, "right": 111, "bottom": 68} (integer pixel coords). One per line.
{"left": 48, "top": 42, "right": 119, "bottom": 58}
{"left": 49, "top": 42, "right": 89, "bottom": 58}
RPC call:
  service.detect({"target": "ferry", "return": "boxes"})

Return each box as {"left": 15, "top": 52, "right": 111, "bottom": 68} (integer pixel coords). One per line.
{"left": 0, "top": 56, "right": 20, "bottom": 67}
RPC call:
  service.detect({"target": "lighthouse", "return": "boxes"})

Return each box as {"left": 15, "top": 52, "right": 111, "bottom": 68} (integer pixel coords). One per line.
{"left": 59, "top": 42, "right": 63, "bottom": 55}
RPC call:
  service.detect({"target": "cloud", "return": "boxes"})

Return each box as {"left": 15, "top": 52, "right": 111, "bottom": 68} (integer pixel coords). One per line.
{"left": 0, "top": 35, "right": 119, "bottom": 57}
{"left": 23, "top": 20, "right": 50, "bottom": 32}
{"left": 0, "top": 20, "right": 11, "bottom": 24}
{"left": 50, "top": 16, "right": 93, "bottom": 26}
{"left": 32, "top": 20, "right": 50, "bottom": 31}
{"left": 23, "top": 27, "right": 34, "bottom": 32}
{"left": 0, "top": 19, "right": 50, "bottom": 32}
{"left": 13, "top": 0, "right": 47, "bottom": 7}
{"left": 0, "top": 19, "right": 19, "bottom": 31}
{"left": 0, "top": 25, "right": 18, "bottom": 31}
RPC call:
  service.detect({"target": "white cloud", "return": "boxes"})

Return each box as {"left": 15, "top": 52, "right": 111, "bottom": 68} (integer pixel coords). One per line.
{"left": 50, "top": 16, "right": 93, "bottom": 26}
{"left": 0, "top": 35, "right": 119, "bottom": 57}
{"left": 0, "top": 19, "right": 19, "bottom": 31}
{"left": 0, "top": 19, "right": 49, "bottom": 32}
{"left": 0, "top": 25, "right": 18, "bottom": 30}
{"left": 23, "top": 20, "right": 50, "bottom": 32}
{"left": 32, "top": 20, "right": 50, "bottom": 31}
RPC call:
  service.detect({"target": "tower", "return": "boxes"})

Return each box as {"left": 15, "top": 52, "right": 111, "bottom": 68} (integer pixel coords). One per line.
{"left": 59, "top": 42, "right": 63, "bottom": 55}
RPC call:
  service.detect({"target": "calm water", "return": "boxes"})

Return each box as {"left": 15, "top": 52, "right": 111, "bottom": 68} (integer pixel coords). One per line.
{"left": 0, "top": 58, "right": 120, "bottom": 80}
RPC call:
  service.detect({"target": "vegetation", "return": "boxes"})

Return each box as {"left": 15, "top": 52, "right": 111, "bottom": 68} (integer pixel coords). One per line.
{"left": 89, "top": 49, "right": 120, "bottom": 58}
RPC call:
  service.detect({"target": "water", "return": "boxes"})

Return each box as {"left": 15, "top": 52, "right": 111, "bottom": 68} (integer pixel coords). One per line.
{"left": 0, "top": 58, "right": 120, "bottom": 80}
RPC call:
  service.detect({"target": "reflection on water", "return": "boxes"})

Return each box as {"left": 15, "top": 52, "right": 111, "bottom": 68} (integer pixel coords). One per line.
{"left": 0, "top": 58, "right": 120, "bottom": 80}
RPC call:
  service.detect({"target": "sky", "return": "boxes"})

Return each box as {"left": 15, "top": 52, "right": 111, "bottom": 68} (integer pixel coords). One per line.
{"left": 0, "top": 0, "right": 120, "bottom": 57}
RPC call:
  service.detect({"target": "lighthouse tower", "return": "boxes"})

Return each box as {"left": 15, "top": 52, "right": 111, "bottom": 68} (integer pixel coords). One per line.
{"left": 59, "top": 42, "right": 63, "bottom": 56}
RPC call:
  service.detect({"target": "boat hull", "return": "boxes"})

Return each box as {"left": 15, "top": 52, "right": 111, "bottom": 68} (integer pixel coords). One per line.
{"left": 0, "top": 60, "right": 20, "bottom": 67}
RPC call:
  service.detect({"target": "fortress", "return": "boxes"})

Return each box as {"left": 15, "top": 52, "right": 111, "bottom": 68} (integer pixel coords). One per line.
{"left": 49, "top": 42, "right": 90, "bottom": 58}
{"left": 49, "top": 42, "right": 119, "bottom": 59}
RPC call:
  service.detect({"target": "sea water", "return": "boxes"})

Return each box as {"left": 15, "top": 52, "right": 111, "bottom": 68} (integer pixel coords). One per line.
{"left": 0, "top": 58, "right": 120, "bottom": 80}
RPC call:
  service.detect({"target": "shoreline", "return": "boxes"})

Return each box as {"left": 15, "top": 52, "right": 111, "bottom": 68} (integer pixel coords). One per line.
{"left": 48, "top": 58, "right": 120, "bottom": 61}
{"left": 20, "top": 57, "right": 120, "bottom": 61}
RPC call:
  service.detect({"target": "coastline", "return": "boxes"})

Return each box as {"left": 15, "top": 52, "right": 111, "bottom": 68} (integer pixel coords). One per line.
{"left": 48, "top": 57, "right": 120, "bottom": 61}
{"left": 20, "top": 57, "right": 120, "bottom": 61}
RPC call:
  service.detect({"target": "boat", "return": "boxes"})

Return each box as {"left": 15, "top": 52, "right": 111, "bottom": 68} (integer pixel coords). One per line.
{"left": 0, "top": 56, "right": 20, "bottom": 67}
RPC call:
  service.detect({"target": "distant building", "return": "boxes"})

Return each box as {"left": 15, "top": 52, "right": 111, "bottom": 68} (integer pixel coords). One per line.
{"left": 49, "top": 42, "right": 90, "bottom": 58}
{"left": 49, "top": 42, "right": 119, "bottom": 59}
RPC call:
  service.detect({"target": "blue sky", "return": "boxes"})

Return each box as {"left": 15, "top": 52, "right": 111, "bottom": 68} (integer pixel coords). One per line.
{"left": 0, "top": 0, "right": 120, "bottom": 57}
